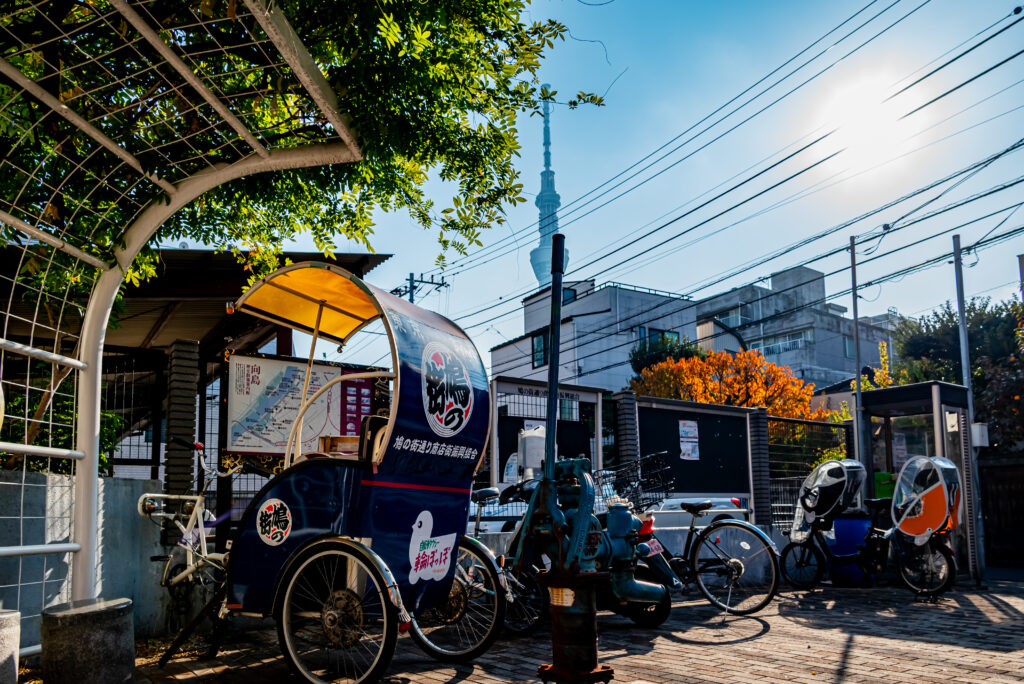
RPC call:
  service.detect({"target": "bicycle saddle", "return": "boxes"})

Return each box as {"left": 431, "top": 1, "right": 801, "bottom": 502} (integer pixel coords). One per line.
{"left": 863, "top": 497, "right": 892, "bottom": 512}
{"left": 471, "top": 486, "right": 500, "bottom": 503}
{"left": 679, "top": 500, "right": 713, "bottom": 514}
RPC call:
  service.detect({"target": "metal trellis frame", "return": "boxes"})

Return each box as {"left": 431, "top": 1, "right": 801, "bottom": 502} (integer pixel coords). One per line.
{"left": 0, "top": 0, "right": 362, "bottom": 655}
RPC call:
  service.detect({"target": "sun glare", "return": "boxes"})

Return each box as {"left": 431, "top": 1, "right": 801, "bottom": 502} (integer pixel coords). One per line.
{"left": 817, "top": 72, "right": 911, "bottom": 173}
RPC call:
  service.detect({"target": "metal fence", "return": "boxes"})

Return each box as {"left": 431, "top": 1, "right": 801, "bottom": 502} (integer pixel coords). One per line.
{"left": 767, "top": 416, "right": 852, "bottom": 527}
{"left": 0, "top": 244, "right": 99, "bottom": 656}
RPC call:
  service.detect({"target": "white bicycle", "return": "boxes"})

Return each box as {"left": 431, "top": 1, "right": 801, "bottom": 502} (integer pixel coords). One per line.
{"left": 138, "top": 437, "right": 241, "bottom": 632}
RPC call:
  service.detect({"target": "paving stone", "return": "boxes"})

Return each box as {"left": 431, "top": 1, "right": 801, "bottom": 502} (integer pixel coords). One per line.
{"left": 135, "top": 580, "right": 1024, "bottom": 682}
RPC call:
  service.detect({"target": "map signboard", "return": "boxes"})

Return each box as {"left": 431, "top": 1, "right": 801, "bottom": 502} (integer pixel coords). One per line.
{"left": 227, "top": 355, "right": 373, "bottom": 455}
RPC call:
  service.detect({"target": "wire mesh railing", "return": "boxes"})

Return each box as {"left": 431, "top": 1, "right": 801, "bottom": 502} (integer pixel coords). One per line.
{"left": 767, "top": 416, "right": 852, "bottom": 527}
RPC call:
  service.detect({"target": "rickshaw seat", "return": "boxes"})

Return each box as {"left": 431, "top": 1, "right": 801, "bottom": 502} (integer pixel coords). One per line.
{"left": 471, "top": 487, "right": 500, "bottom": 503}
{"left": 360, "top": 414, "right": 388, "bottom": 461}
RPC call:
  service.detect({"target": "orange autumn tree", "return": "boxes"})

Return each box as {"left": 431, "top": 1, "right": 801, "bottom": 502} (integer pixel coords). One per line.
{"left": 631, "top": 349, "right": 830, "bottom": 420}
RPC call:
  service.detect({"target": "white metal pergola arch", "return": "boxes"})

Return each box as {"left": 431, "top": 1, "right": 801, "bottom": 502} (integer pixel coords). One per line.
{"left": 0, "top": 0, "right": 363, "bottom": 642}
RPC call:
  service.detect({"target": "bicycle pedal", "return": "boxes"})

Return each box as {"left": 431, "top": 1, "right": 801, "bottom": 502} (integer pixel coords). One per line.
{"left": 150, "top": 555, "right": 170, "bottom": 562}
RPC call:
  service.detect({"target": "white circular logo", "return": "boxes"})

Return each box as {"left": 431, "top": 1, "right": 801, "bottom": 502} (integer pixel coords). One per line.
{"left": 421, "top": 342, "right": 474, "bottom": 438}
{"left": 256, "top": 498, "right": 292, "bottom": 546}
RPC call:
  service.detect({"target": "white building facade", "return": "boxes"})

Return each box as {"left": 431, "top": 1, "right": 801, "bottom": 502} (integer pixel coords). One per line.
{"left": 489, "top": 280, "right": 698, "bottom": 392}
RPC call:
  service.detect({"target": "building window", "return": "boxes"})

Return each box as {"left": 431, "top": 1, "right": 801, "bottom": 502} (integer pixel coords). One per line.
{"left": 844, "top": 335, "right": 855, "bottom": 359}
{"left": 532, "top": 330, "right": 548, "bottom": 368}
{"left": 758, "top": 329, "right": 812, "bottom": 356}
{"left": 647, "top": 328, "right": 680, "bottom": 344}
{"left": 715, "top": 303, "right": 755, "bottom": 329}
{"left": 563, "top": 288, "right": 576, "bottom": 305}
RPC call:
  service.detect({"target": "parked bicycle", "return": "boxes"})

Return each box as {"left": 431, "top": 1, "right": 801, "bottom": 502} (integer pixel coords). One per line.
{"left": 138, "top": 436, "right": 240, "bottom": 631}
{"left": 780, "top": 457, "right": 960, "bottom": 597}
{"left": 469, "top": 484, "right": 548, "bottom": 636}
{"left": 638, "top": 498, "right": 780, "bottom": 615}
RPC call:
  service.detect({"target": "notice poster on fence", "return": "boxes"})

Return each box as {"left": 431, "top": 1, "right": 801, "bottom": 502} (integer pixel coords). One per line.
{"left": 678, "top": 420, "right": 699, "bottom": 461}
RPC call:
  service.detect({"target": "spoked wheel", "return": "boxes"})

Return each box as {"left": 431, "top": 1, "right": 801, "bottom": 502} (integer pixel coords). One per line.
{"left": 691, "top": 521, "right": 779, "bottom": 615}
{"left": 163, "top": 549, "right": 219, "bottom": 634}
{"left": 780, "top": 542, "right": 826, "bottom": 590}
{"left": 899, "top": 543, "right": 955, "bottom": 597}
{"left": 278, "top": 542, "right": 397, "bottom": 684}
{"left": 503, "top": 565, "right": 547, "bottom": 636}
{"left": 623, "top": 565, "right": 672, "bottom": 627}
{"left": 410, "top": 537, "right": 504, "bottom": 662}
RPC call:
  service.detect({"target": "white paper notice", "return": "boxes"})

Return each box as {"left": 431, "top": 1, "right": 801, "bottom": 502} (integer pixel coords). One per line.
{"left": 679, "top": 420, "right": 699, "bottom": 461}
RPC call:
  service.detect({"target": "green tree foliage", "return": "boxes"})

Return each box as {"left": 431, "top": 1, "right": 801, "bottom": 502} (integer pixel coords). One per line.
{"left": 629, "top": 335, "right": 706, "bottom": 376}
{"left": 1, "top": 0, "right": 601, "bottom": 281}
{"left": 894, "top": 297, "right": 1024, "bottom": 454}
{"left": 893, "top": 298, "right": 1020, "bottom": 382}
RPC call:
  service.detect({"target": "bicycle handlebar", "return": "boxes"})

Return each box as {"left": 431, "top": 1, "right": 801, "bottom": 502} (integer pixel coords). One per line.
{"left": 167, "top": 435, "right": 241, "bottom": 477}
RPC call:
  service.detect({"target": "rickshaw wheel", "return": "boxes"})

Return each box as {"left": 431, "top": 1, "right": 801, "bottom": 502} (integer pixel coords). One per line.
{"left": 410, "top": 537, "right": 505, "bottom": 663}
{"left": 431, "top": 580, "right": 469, "bottom": 624}
{"left": 278, "top": 542, "right": 397, "bottom": 684}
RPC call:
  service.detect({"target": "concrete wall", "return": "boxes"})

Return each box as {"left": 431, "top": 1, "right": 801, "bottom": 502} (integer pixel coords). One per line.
{"left": 0, "top": 472, "right": 169, "bottom": 651}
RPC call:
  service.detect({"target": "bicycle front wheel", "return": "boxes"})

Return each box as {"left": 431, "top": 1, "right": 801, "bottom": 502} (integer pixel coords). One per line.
{"left": 899, "top": 543, "right": 955, "bottom": 597}
{"left": 780, "top": 541, "right": 825, "bottom": 589}
{"left": 690, "top": 520, "right": 779, "bottom": 615}
{"left": 503, "top": 565, "right": 547, "bottom": 636}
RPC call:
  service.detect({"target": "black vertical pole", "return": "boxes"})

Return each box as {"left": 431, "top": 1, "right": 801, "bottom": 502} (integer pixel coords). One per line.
{"left": 216, "top": 360, "right": 232, "bottom": 553}
{"left": 544, "top": 233, "right": 565, "bottom": 480}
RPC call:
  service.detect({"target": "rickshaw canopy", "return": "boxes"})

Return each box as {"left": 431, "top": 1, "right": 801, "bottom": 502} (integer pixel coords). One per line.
{"left": 232, "top": 262, "right": 385, "bottom": 345}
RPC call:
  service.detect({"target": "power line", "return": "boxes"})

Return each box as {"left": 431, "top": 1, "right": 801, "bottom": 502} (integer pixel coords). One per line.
{"left": 462, "top": 132, "right": 1024, "bottom": 332}
{"left": 423, "top": 0, "right": 911, "bottom": 279}
{"left": 447, "top": 32, "right": 1024, "bottom": 324}
{"left": 606, "top": 96, "right": 1024, "bottom": 282}
{"left": 488, "top": 197, "right": 1024, "bottom": 377}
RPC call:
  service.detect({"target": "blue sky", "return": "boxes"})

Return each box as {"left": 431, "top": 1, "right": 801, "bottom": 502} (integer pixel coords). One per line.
{"left": 284, "top": 0, "right": 1024, "bottom": 368}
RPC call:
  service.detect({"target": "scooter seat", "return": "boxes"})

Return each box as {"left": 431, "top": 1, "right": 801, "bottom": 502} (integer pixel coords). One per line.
{"left": 471, "top": 487, "right": 500, "bottom": 503}
{"left": 863, "top": 497, "right": 892, "bottom": 512}
{"left": 679, "top": 500, "right": 714, "bottom": 515}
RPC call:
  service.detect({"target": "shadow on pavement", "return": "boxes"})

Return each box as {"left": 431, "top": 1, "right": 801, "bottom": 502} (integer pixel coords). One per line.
{"left": 775, "top": 580, "right": 1024, "bottom": 652}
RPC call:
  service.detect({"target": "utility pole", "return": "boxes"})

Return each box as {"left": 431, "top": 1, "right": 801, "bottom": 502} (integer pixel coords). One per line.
{"left": 1018, "top": 253, "right": 1023, "bottom": 301}
{"left": 391, "top": 273, "right": 449, "bottom": 304}
{"left": 953, "top": 234, "right": 985, "bottom": 585}
{"left": 849, "top": 236, "right": 865, "bottom": 472}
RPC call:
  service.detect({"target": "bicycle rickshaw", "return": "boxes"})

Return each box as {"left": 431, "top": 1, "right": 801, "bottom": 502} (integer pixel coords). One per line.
{"left": 151, "top": 262, "right": 505, "bottom": 683}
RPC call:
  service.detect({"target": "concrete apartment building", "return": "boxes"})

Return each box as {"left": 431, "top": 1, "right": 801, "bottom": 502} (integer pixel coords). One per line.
{"left": 489, "top": 279, "right": 698, "bottom": 391}
{"left": 695, "top": 266, "right": 892, "bottom": 389}
{"left": 489, "top": 266, "right": 894, "bottom": 393}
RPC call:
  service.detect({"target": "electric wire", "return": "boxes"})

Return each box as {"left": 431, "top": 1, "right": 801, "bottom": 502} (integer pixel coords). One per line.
{"left": 442, "top": 0, "right": 930, "bottom": 282}
{"left": 446, "top": 31, "right": 1024, "bottom": 325}
{"left": 487, "top": 195, "right": 1024, "bottom": 377}
{"left": 460, "top": 132, "right": 1024, "bottom": 331}
{"left": 413, "top": 0, "right": 903, "bottom": 279}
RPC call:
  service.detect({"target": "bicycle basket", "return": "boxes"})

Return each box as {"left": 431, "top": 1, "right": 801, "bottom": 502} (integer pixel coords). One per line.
{"left": 595, "top": 452, "right": 672, "bottom": 511}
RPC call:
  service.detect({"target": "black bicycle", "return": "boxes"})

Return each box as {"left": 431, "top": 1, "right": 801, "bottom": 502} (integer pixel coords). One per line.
{"left": 639, "top": 500, "right": 781, "bottom": 615}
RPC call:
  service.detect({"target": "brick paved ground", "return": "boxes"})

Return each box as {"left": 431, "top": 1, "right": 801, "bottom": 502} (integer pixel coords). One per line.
{"left": 136, "top": 580, "right": 1024, "bottom": 683}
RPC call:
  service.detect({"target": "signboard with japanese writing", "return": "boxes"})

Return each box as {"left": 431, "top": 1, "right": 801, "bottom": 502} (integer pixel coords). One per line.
{"left": 369, "top": 288, "right": 491, "bottom": 482}
{"left": 226, "top": 355, "right": 374, "bottom": 455}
